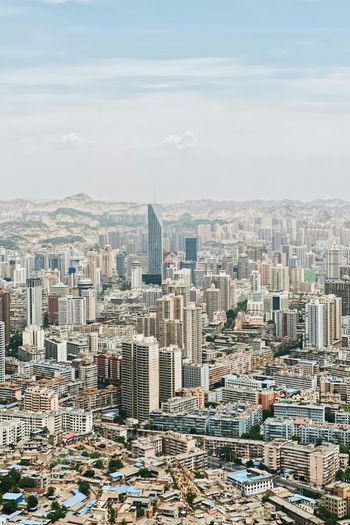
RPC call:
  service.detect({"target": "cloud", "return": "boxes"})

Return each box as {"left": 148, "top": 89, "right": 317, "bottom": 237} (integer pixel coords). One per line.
{"left": 161, "top": 131, "right": 199, "bottom": 151}
{"left": 55, "top": 132, "right": 83, "bottom": 149}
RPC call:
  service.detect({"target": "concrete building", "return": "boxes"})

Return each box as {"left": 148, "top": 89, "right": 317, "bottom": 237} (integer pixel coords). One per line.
{"left": 26, "top": 277, "right": 42, "bottom": 327}
{"left": 121, "top": 335, "right": 159, "bottom": 421}
{"left": 23, "top": 386, "right": 59, "bottom": 412}
{"left": 182, "top": 303, "right": 202, "bottom": 364}
{"left": 264, "top": 439, "right": 339, "bottom": 486}
{"left": 159, "top": 346, "right": 182, "bottom": 404}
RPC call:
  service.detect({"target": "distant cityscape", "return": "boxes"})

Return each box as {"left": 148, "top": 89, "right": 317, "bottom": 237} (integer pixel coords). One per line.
{"left": 0, "top": 194, "right": 350, "bottom": 523}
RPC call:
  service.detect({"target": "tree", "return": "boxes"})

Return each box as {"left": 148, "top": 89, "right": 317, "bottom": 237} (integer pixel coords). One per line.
{"left": 241, "top": 425, "right": 264, "bottom": 441}
{"left": 93, "top": 460, "right": 104, "bottom": 469}
{"left": 78, "top": 480, "right": 90, "bottom": 497}
{"left": 138, "top": 468, "right": 152, "bottom": 478}
{"left": 246, "top": 460, "right": 255, "bottom": 468}
{"left": 2, "top": 500, "right": 18, "bottom": 514}
{"left": 186, "top": 492, "right": 196, "bottom": 507}
{"left": 27, "top": 495, "right": 38, "bottom": 510}
{"left": 46, "top": 486, "right": 55, "bottom": 497}
{"left": 83, "top": 469, "right": 95, "bottom": 478}
{"left": 47, "top": 501, "right": 67, "bottom": 522}
{"left": 108, "top": 458, "right": 123, "bottom": 473}
{"left": 107, "top": 503, "right": 116, "bottom": 524}
{"left": 19, "top": 477, "right": 37, "bottom": 488}
{"left": 336, "top": 470, "right": 344, "bottom": 481}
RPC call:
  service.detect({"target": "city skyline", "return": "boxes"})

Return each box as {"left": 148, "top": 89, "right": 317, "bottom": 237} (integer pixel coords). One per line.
{"left": 2, "top": 0, "right": 350, "bottom": 201}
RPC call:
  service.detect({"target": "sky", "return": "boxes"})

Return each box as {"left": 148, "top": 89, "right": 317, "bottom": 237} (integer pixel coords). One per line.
{"left": 1, "top": 0, "right": 350, "bottom": 202}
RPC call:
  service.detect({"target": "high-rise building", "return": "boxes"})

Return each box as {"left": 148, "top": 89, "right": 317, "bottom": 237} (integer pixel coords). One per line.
{"left": 147, "top": 203, "right": 163, "bottom": 284}
{"left": 131, "top": 261, "right": 142, "bottom": 289}
{"left": 121, "top": 335, "right": 159, "bottom": 421}
{"left": 306, "top": 300, "right": 324, "bottom": 349}
{"left": 0, "top": 322, "right": 5, "bottom": 383}
{"left": 86, "top": 249, "right": 100, "bottom": 285}
{"left": 203, "top": 284, "right": 220, "bottom": 321}
{"left": 58, "top": 296, "right": 86, "bottom": 326}
{"left": 77, "top": 279, "right": 96, "bottom": 323}
{"left": 183, "top": 303, "right": 202, "bottom": 364}
{"left": 22, "top": 325, "right": 45, "bottom": 349}
{"left": 274, "top": 310, "right": 298, "bottom": 340}
{"left": 251, "top": 270, "right": 261, "bottom": 292}
{"left": 159, "top": 346, "right": 182, "bottom": 403}
{"left": 26, "top": 278, "right": 43, "bottom": 327}
{"left": 325, "top": 276, "right": 350, "bottom": 316}
{"left": 271, "top": 265, "right": 289, "bottom": 292}
{"left": 101, "top": 245, "right": 114, "bottom": 278}
{"left": 0, "top": 289, "right": 10, "bottom": 346}
{"left": 185, "top": 237, "right": 198, "bottom": 262}
{"left": 326, "top": 248, "right": 344, "bottom": 280}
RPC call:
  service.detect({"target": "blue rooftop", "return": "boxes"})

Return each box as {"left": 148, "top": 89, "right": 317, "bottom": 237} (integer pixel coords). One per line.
{"left": 3, "top": 492, "right": 24, "bottom": 502}
{"left": 63, "top": 489, "right": 87, "bottom": 508}
{"left": 76, "top": 499, "right": 96, "bottom": 516}
{"left": 228, "top": 470, "right": 270, "bottom": 484}
{"left": 110, "top": 472, "right": 124, "bottom": 479}
{"left": 102, "top": 485, "right": 141, "bottom": 495}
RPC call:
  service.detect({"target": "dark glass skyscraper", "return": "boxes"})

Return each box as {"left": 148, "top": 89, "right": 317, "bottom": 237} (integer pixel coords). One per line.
{"left": 185, "top": 237, "right": 198, "bottom": 262}
{"left": 147, "top": 203, "right": 163, "bottom": 283}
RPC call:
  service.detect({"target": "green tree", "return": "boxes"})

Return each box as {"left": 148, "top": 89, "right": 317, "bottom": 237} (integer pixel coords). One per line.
{"left": 27, "top": 495, "right": 38, "bottom": 510}
{"left": 241, "top": 425, "right": 264, "bottom": 441}
{"left": 78, "top": 480, "right": 90, "bottom": 497}
{"left": 186, "top": 492, "right": 196, "bottom": 507}
{"left": 83, "top": 469, "right": 95, "bottom": 478}
{"left": 2, "top": 500, "right": 18, "bottom": 514}
{"left": 107, "top": 503, "right": 117, "bottom": 524}
{"left": 336, "top": 470, "right": 344, "bottom": 481}
{"left": 47, "top": 501, "right": 67, "bottom": 522}
{"left": 108, "top": 458, "right": 123, "bottom": 473}
{"left": 138, "top": 468, "right": 152, "bottom": 478}
{"left": 46, "top": 486, "right": 55, "bottom": 497}
{"left": 93, "top": 460, "right": 104, "bottom": 469}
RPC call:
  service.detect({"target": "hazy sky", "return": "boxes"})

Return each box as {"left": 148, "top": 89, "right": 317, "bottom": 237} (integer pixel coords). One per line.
{"left": 1, "top": 0, "right": 350, "bottom": 202}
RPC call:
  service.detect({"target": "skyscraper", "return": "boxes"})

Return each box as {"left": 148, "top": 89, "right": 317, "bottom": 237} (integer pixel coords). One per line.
{"left": 77, "top": 279, "right": 96, "bottom": 323}
{"left": 130, "top": 261, "right": 142, "bottom": 289}
{"left": 306, "top": 300, "right": 324, "bottom": 349}
{"left": 0, "top": 322, "right": 5, "bottom": 383}
{"left": 147, "top": 203, "right": 163, "bottom": 284}
{"left": 121, "top": 335, "right": 159, "bottom": 421}
{"left": 26, "top": 278, "right": 43, "bottom": 327}
{"left": 326, "top": 248, "right": 344, "bottom": 280}
{"left": 185, "top": 237, "right": 198, "bottom": 262}
{"left": 183, "top": 303, "right": 202, "bottom": 364}
{"left": 0, "top": 289, "right": 10, "bottom": 346}
{"left": 159, "top": 346, "right": 182, "bottom": 403}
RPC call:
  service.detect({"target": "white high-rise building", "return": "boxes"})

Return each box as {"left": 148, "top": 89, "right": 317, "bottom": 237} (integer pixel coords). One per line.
{"left": 26, "top": 278, "right": 42, "bottom": 327}
{"left": 183, "top": 303, "right": 202, "bottom": 364}
{"left": 306, "top": 300, "right": 324, "bottom": 349}
{"left": 0, "top": 322, "right": 5, "bottom": 383}
{"left": 121, "top": 335, "right": 159, "bottom": 421}
{"left": 22, "top": 326, "right": 45, "bottom": 350}
{"left": 159, "top": 346, "right": 182, "bottom": 403}
{"left": 251, "top": 270, "right": 261, "bottom": 292}
{"left": 77, "top": 279, "right": 96, "bottom": 323}
{"left": 131, "top": 261, "right": 142, "bottom": 289}
{"left": 271, "top": 265, "right": 289, "bottom": 292}
{"left": 58, "top": 296, "right": 86, "bottom": 326}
